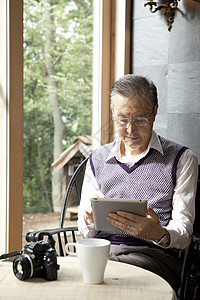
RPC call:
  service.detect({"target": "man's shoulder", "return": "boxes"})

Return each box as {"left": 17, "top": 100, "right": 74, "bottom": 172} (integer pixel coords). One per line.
{"left": 159, "top": 135, "right": 198, "bottom": 165}
{"left": 93, "top": 141, "right": 115, "bottom": 152}
{"left": 90, "top": 141, "right": 115, "bottom": 160}
{"left": 159, "top": 135, "right": 188, "bottom": 150}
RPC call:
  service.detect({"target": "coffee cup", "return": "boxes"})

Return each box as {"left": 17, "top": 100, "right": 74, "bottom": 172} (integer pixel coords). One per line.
{"left": 65, "top": 238, "right": 110, "bottom": 284}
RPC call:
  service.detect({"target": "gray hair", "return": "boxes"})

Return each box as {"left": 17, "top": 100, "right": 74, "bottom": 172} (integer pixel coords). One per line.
{"left": 110, "top": 74, "right": 158, "bottom": 109}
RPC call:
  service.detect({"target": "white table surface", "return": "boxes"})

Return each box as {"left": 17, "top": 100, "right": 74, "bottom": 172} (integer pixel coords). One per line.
{"left": 0, "top": 256, "right": 176, "bottom": 300}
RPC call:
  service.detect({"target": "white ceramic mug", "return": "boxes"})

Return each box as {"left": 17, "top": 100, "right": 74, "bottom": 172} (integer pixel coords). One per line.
{"left": 65, "top": 238, "right": 111, "bottom": 284}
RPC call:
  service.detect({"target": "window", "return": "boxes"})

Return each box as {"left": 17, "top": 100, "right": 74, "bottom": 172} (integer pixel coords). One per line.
{"left": 0, "top": 0, "right": 23, "bottom": 253}
{"left": 0, "top": 0, "right": 131, "bottom": 252}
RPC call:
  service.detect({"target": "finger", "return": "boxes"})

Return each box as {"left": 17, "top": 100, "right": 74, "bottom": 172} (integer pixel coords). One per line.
{"left": 107, "top": 215, "right": 130, "bottom": 232}
{"left": 116, "top": 210, "right": 143, "bottom": 222}
{"left": 107, "top": 212, "right": 131, "bottom": 225}
{"left": 85, "top": 210, "right": 93, "bottom": 218}
{"left": 85, "top": 209, "right": 92, "bottom": 214}
{"left": 95, "top": 189, "right": 104, "bottom": 198}
{"left": 107, "top": 213, "right": 135, "bottom": 231}
{"left": 147, "top": 206, "right": 159, "bottom": 219}
{"left": 107, "top": 212, "right": 120, "bottom": 222}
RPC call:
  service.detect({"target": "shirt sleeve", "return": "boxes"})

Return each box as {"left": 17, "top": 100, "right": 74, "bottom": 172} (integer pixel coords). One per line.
{"left": 77, "top": 158, "right": 100, "bottom": 238}
{"left": 166, "top": 149, "right": 198, "bottom": 249}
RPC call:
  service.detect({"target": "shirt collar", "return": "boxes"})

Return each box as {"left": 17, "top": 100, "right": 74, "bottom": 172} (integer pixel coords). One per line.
{"left": 149, "top": 130, "right": 163, "bottom": 155}
{"left": 106, "top": 130, "right": 163, "bottom": 163}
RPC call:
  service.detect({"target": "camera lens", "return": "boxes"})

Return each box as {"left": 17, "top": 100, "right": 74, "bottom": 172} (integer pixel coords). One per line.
{"left": 13, "top": 255, "right": 33, "bottom": 280}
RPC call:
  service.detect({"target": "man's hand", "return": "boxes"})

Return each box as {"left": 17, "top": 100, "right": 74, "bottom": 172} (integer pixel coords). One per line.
{"left": 84, "top": 189, "right": 104, "bottom": 226}
{"left": 107, "top": 206, "right": 166, "bottom": 241}
{"left": 84, "top": 210, "right": 94, "bottom": 225}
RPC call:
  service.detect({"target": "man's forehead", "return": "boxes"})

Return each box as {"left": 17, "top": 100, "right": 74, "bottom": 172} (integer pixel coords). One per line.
{"left": 112, "top": 94, "right": 152, "bottom": 112}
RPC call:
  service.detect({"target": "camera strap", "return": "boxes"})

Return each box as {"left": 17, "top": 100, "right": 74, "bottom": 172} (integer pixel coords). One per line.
{"left": 0, "top": 250, "right": 23, "bottom": 260}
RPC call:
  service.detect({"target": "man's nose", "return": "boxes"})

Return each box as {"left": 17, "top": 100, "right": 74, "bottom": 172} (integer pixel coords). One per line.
{"left": 126, "top": 120, "right": 137, "bottom": 134}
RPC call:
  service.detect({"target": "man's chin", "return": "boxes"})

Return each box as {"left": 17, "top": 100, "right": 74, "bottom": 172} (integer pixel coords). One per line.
{"left": 120, "top": 137, "right": 142, "bottom": 148}
{"left": 123, "top": 140, "right": 140, "bottom": 148}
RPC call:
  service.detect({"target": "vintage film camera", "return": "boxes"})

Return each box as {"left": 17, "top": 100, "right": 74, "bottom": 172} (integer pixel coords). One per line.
{"left": 12, "top": 240, "right": 60, "bottom": 281}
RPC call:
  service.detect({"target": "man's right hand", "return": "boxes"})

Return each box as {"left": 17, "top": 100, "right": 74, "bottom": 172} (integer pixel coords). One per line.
{"left": 84, "top": 210, "right": 94, "bottom": 225}
{"left": 84, "top": 189, "right": 104, "bottom": 225}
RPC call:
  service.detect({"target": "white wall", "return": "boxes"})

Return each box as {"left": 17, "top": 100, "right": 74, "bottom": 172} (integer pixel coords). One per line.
{"left": 131, "top": 0, "right": 200, "bottom": 161}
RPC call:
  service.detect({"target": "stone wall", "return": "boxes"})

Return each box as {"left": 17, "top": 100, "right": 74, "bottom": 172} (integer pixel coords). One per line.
{"left": 131, "top": 0, "right": 200, "bottom": 161}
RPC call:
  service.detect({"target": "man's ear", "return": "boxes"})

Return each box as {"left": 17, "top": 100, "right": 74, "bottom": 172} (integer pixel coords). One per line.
{"left": 110, "top": 105, "right": 114, "bottom": 120}
{"left": 153, "top": 104, "right": 158, "bottom": 116}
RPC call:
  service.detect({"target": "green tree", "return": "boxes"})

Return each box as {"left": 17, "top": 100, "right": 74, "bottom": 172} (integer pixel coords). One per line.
{"left": 23, "top": 0, "right": 93, "bottom": 213}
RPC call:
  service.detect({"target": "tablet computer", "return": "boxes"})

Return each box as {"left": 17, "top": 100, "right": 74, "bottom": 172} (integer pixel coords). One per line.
{"left": 90, "top": 197, "right": 147, "bottom": 231}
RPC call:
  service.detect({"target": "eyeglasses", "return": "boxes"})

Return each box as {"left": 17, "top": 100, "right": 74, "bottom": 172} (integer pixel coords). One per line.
{"left": 113, "top": 115, "right": 150, "bottom": 127}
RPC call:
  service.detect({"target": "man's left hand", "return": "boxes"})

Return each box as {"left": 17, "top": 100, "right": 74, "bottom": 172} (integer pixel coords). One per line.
{"left": 107, "top": 206, "right": 166, "bottom": 241}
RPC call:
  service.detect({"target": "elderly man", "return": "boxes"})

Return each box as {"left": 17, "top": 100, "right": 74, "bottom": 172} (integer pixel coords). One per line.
{"left": 78, "top": 74, "right": 198, "bottom": 290}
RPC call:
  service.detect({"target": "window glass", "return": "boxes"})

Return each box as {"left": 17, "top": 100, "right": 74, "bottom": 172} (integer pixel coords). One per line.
{"left": 23, "top": 0, "right": 93, "bottom": 246}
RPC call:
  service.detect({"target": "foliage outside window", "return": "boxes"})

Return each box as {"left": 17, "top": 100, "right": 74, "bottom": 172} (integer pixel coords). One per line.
{"left": 23, "top": 0, "right": 93, "bottom": 213}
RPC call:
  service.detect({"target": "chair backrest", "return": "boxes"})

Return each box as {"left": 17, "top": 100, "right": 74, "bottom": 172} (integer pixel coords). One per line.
{"left": 24, "top": 157, "right": 88, "bottom": 256}
{"left": 193, "top": 165, "right": 200, "bottom": 238}
{"left": 178, "top": 169, "right": 200, "bottom": 300}
{"left": 59, "top": 157, "right": 88, "bottom": 228}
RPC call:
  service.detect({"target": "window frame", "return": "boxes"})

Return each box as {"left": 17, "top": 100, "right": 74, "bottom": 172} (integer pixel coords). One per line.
{"left": 92, "top": 0, "right": 131, "bottom": 148}
{"left": 0, "top": 0, "right": 8, "bottom": 254}
{"left": 0, "top": 0, "right": 23, "bottom": 253}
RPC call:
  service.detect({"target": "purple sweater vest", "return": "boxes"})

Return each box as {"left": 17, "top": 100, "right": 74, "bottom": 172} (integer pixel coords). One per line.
{"left": 89, "top": 136, "right": 187, "bottom": 245}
